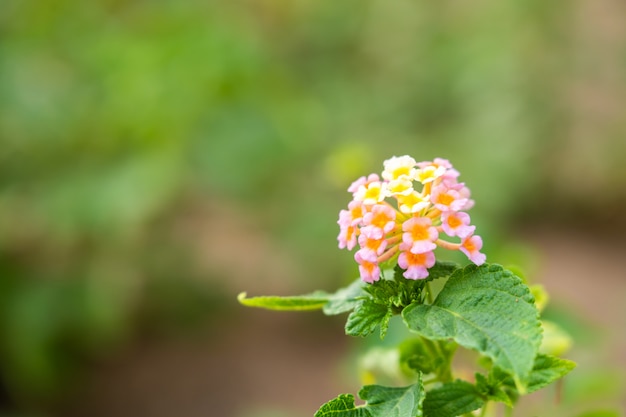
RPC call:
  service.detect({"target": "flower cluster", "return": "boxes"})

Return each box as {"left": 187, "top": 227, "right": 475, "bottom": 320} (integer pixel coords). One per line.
{"left": 337, "top": 156, "right": 485, "bottom": 283}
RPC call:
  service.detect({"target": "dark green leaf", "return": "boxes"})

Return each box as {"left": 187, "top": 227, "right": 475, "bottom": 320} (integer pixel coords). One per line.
{"left": 475, "top": 373, "right": 513, "bottom": 407}
{"left": 402, "top": 264, "right": 542, "bottom": 388}
{"left": 345, "top": 300, "right": 392, "bottom": 338}
{"left": 422, "top": 380, "right": 484, "bottom": 417}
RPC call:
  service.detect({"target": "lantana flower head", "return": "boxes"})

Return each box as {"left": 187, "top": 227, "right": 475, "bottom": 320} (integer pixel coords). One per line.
{"left": 337, "top": 155, "right": 486, "bottom": 283}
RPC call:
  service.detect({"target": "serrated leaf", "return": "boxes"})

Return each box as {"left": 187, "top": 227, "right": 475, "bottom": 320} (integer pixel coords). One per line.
{"left": 492, "top": 353, "right": 576, "bottom": 394}
{"left": 358, "top": 383, "right": 424, "bottom": 417}
{"left": 526, "top": 354, "right": 576, "bottom": 393}
{"left": 237, "top": 292, "right": 329, "bottom": 310}
{"left": 475, "top": 373, "right": 513, "bottom": 407}
{"left": 313, "top": 394, "right": 371, "bottom": 417}
{"left": 314, "top": 378, "right": 425, "bottom": 417}
{"left": 402, "top": 264, "right": 542, "bottom": 387}
{"left": 324, "top": 278, "right": 367, "bottom": 315}
{"left": 345, "top": 300, "right": 392, "bottom": 338}
{"left": 422, "top": 380, "right": 484, "bottom": 417}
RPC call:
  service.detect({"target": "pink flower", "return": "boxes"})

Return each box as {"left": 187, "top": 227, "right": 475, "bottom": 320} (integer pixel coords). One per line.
{"left": 347, "top": 200, "right": 365, "bottom": 226}
{"left": 432, "top": 157, "right": 460, "bottom": 180}
{"left": 441, "top": 211, "right": 475, "bottom": 238}
{"left": 355, "top": 252, "right": 381, "bottom": 283}
{"left": 460, "top": 234, "right": 486, "bottom": 265}
{"left": 402, "top": 216, "right": 438, "bottom": 254}
{"left": 337, "top": 210, "right": 358, "bottom": 250}
{"left": 362, "top": 204, "right": 396, "bottom": 239}
{"left": 398, "top": 246, "right": 436, "bottom": 280}
{"left": 356, "top": 234, "right": 388, "bottom": 262}
{"left": 430, "top": 183, "right": 469, "bottom": 212}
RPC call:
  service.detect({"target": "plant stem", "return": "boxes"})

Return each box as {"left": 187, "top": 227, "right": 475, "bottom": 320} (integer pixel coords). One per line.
{"left": 425, "top": 281, "right": 434, "bottom": 304}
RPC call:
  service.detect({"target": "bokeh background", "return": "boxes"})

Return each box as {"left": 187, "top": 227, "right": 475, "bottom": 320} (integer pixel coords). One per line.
{"left": 1, "top": 0, "right": 626, "bottom": 416}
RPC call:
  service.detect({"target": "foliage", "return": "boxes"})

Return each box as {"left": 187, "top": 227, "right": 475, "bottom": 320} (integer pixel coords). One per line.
{"left": 239, "top": 262, "right": 576, "bottom": 416}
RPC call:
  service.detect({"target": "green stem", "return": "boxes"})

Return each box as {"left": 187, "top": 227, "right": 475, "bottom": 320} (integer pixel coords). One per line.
{"left": 479, "top": 401, "right": 489, "bottom": 417}
{"left": 425, "top": 281, "right": 434, "bottom": 304}
{"left": 422, "top": 338, "right": 454, "bottom": 383}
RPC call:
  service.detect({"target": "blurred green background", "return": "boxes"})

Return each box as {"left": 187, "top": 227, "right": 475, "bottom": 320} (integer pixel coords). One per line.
{"left": 1, "top": 0, "right": 625, "bottom": 416}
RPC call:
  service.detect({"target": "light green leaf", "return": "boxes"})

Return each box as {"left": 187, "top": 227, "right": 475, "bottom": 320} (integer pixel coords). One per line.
{"left": 345, "top": 300, "right": 392, "bottom": 338}
{"left": 526, "top": 354, "right": 576, "bottom": 393}
{"left": 402, "top": 264, "right": 542, "bottom": 387}
{"left": 358, "top": 383, "right": 424, "bottom": 417}
{"left": 314, "top": 379, "right": 424, "bottom": 417}
{"left": 323, "top": 278, "right": 367, "bottom": 315}
{"left": 493, "top": 353, "right": 576, "bottom": 394}
{"left": 238, "top": 278, "right": 367, "bottom": 314}
{"left": 422, "top": 380, "right": 484, "bottom": 417}
{"left": 237, "top": 292, "right": 329, "bottom": 311}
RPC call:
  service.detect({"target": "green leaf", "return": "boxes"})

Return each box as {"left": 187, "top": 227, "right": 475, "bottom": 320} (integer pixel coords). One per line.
{"left": 358, "top": 383, "right": 424, "bottom": 417}
{"left": 237, "top": 292, "right": 329, "bottom": 311}
{"left": 313, "top": 394, "right": 370, "bottom": 417}
{"left": 399, "top": 337, "right": 456, "bottom": 378}
{"left": 314, "top": 378, "right": 425, "bottom": 417}
{"left": 475, "top": 373, "right": 514, "bottom": 407}
{"left": 402, "top": 264, "right": 542, "bottom": 388}
{"left": 422, "top": 380, "right": 484, "bottom": 417}
{"left": 526, "top": 354, "right": 576, "bottom": 393}
{"left": 345, "top": 300, "right": 392, "bottom": 338}
{"left": 238, "top": 278, "right": 367, "bottom": 314}
{"left": 323, "top": 278, "right": 367, "bottom": 315}
{"left": 493, "top": 353, "right": 576, "bottom": 395}
{"left": 399, "top": 337, "right": 439, "bottom": 375}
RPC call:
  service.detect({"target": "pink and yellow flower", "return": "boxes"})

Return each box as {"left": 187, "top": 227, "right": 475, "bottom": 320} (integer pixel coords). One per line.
{"left": 398, "top": 245, "right": 436, "bottom": 280}
{"left": 402, "top": 216, "right": 438, "bottom": 254}
{"left": 354, "top": 252, "right": 381, "bottom": 284}
{"left": 460, "top": 234, "right": 486, "bottom": 265}
{"left": 441, "top": 211, "right": 475, "bottom": 238}
{"left": 337, "top": 155, "right": 486, "bottom": 283}
{"left": 361, "top": 204, "right": 396, "bottom": 239}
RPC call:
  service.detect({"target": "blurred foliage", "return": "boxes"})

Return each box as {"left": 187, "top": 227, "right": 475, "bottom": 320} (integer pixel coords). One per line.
{"left": 0, "top": 0, "right": 625, "bottom": 414}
